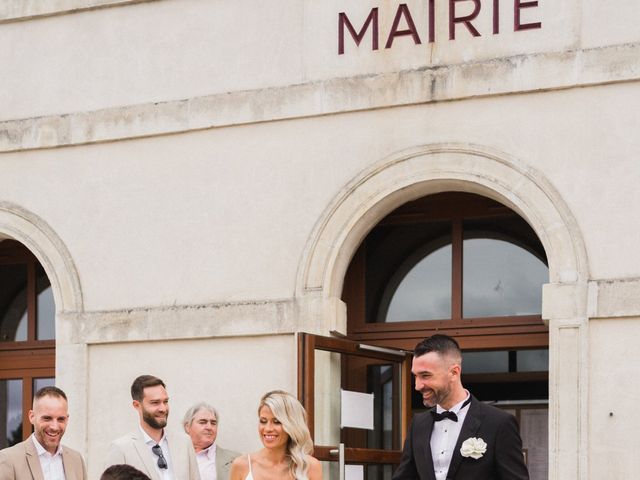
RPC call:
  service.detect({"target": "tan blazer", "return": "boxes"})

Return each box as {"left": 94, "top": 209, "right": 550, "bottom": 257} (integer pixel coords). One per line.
{"left": 0, "top": 436, "right": 87, "bottom": 480}
{"left": 215, "top": 446, "right": 240, "bottom": 480}
{"left": 105, "top": 430, "right": 200, "bottom": 480}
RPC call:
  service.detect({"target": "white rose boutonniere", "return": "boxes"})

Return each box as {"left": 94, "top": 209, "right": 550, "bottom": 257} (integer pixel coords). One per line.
{"left": 460, "top": 437, "right": 487, "bottom": 459}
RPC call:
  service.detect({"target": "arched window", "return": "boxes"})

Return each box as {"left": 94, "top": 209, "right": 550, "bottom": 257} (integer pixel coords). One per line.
{"left": 0, "top": 240, "right": 55, "bottom": 449}
{"left": 381, "top": 236, "right": 547, "bottom": 323}
{"left": 344, "top": 192, "right": 549, "bottom": 350}
{"left": 342, "top": 192, "right": 549, "bottom": 478}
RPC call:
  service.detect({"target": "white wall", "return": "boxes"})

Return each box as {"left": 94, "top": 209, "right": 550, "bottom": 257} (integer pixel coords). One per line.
{"left": 0, "top": 83, "right": 637, "bottom": 311}
{"left": 589, "top": 318, "right": 640, "bottom": 478}
{"left": 85, "top": 334, "right": 295, "bottom": 479}
{"left": 1, "top": 0, "right": 639, "bottom": 121}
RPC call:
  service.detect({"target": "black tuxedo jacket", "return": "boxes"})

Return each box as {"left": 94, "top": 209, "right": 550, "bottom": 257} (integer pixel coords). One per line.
{"left": 392, "top": 396, "right": 529, "bottom": 480}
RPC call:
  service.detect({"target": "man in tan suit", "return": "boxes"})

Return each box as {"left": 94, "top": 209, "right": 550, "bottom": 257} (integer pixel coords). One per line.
{"left": 104, "top": 375, "right": 200, "bottom": 480}
{"left": 0, "top": 386, "right": 87, "bottom": 479}
{"left": 183, "top": 402, "right": 240, "bottom": 480}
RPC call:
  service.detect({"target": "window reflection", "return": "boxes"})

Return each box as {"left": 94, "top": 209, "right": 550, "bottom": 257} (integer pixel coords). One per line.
{"left": 368, "top": 365, "right": 394, "bottom": 451}
{"left": 383, "top": 244, "right": 451, "bottom": 322}
{"left": 462, "top": 351, "right": 509, "bottom": 374}
{"left": 36, "top": 286, "right": 55, "bottom": 340}
{"left": 0, "top": 379, "right": 22, "bottom": 449}
{"left": 0, "top": 264, "right": 28, "bottom": 342}
{"left": 14, "top": 311, "right": 27, "bottom": 341}
{"left": 463, "top": 238, "right": 547, "bottom": 318}
{"left": 34, "top": 377, "right": 55, "bottom": 393}
{"left": 461, "top": 350, "right": 549, "bottom": 374}
{"left": 517, "top": 350, "right": 549, "bottom": 372}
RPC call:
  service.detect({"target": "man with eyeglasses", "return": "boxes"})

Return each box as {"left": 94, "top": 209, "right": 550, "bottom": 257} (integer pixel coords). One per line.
{"left": 105, "top": 375, "right": 200, "bottom": 480}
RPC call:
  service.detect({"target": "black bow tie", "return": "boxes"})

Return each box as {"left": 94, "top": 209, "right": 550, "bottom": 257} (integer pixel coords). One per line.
{"left": 431, "top": 410, "right": 459, "bottom": 422}
{"left": 430, "top": 396, "right": 472, "bottom": 422}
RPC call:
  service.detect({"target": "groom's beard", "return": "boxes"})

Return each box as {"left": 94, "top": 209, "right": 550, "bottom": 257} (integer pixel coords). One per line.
{"left": 421, "top": 384, "right": 452, "bottom": 408}
{"left": 422, "top": 393, "right": 437, "bottom": 408}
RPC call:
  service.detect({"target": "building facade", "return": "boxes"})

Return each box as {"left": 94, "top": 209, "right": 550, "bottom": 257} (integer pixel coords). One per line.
{"left": 1, "top": 0, "right": 639, "bottom": 478}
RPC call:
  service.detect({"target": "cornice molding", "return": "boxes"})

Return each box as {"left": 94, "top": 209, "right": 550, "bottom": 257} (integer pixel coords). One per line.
{"left": 0, "top": 0, "right": 157, "bottom": 24}
{"left": 1, "top": 42, "right": 639, "bottom": 153}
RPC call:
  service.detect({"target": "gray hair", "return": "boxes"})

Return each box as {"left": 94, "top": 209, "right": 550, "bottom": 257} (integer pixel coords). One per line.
{"left": 182, "top": 402, "right": 219, "bottom": 432}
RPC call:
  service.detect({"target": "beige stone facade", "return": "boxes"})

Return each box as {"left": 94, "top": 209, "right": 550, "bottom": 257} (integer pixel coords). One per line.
{"left": 1, "top": 0, "right": 639, "bottom": 478}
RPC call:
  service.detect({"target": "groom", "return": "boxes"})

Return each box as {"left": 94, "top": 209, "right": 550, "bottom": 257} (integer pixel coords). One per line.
{"left": 392, "top": 335, "right": 529, "bottom": 480}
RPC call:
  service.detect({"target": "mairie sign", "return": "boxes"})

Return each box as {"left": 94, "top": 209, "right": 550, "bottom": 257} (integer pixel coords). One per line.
{"left": 338, "top": 0, "right": 542, "bottom": 54}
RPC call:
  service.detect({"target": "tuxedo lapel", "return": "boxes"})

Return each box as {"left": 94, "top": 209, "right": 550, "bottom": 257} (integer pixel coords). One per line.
{"left": 24, "top": 438, "right": 45, "bottom": 480}
{"left": 131, "top": 431, "right": 161, "bottom": 480}
{"left": 445, "top": 397, "right": 485, "bottom": 479}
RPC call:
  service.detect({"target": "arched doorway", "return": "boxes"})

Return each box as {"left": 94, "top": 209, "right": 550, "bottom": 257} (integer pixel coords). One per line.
{"left": 297, "top": 144, "right": 588, "bottom": 480}
{"left": 0, "top": 239, "right": 56, "bottom": 448}
{"left": 0, "top": 202, "right": 84, "bottom": 450}
{"left": 342, "top": 191, "right": 549, "bottom": 478}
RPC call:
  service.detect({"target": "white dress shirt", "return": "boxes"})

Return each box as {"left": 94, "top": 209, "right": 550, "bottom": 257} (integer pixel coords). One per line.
{"left": 430, "top": 392, "right": 471, "bottom": 480}
{"left": 195, "top": 442, "right": 217, "bottom": 480}
{"left": 139, "top": 426, "right": 175, "bottom": 480}
{"left": 31, "top": 434, "right": 66, "bottom": 480}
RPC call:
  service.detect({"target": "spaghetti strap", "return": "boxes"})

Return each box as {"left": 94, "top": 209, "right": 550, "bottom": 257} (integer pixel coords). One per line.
{"left": 246, "top": 454, "right": 254, "bottom": 480}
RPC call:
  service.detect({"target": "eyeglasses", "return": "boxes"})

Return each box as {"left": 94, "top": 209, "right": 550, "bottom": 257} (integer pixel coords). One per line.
{"left": 151, "top": 444, "right": 168, "bottom": 469}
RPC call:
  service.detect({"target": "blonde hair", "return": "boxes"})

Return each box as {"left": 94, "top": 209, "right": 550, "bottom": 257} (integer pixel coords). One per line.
{"left": 259, "top": 390, "right": 314, "bottom": 480}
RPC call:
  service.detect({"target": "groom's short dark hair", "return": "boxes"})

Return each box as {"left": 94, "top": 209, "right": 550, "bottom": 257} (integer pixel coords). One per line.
{"left": 414, "top": 334, "right": 462, "bottom": 364}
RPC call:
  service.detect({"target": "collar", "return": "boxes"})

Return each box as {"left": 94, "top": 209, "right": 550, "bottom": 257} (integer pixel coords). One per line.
{"left": 138, "top": 424, "right": 167, "bottom": 446}
{"left": 200, "top": 442, "right": 217, "bottom": 459}
{"left": 436, "top": 391, "right": 471, "bottom": 414}
{"left": 30, "top": 434, "right": 63, "bottom": 458}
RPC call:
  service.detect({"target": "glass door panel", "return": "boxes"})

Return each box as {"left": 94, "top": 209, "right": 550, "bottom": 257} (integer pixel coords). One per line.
{"left": 300, "top": 334, "right": 410, "bottom": 478}
{"left": 0, "top": 379, "right": 23, "bottom": 449}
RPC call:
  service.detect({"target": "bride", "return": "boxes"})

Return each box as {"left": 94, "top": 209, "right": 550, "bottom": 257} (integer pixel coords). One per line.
{"left": 230, "top": 390, "right": 322, "bottom": 480}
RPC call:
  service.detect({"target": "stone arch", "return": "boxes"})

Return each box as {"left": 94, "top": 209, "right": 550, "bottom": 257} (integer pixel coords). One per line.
{"left": 296, "top": 142, "right": 589, "bottom": 480}
{"left": 0, "top": 202, "right": 83, "bottom": 313}
{"left": 298, "top": 143, "right": 588, "bottom": 299}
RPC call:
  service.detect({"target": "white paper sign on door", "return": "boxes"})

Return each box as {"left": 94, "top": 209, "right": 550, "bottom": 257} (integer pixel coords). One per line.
{"left": 345, "top": 464, "right": 364, "bottom": 480}
{"left": 340, "top": 389, "right": 374, "bottom": 430}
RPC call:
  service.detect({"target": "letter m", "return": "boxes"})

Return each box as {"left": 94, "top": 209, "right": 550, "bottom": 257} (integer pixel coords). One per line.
{"left": 338, "top": 8, "right": 379, "bottom": 55}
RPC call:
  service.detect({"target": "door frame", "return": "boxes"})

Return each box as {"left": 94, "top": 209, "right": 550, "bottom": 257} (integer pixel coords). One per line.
{"left": 298, "top": 332, "right": 411, "bottom": 465}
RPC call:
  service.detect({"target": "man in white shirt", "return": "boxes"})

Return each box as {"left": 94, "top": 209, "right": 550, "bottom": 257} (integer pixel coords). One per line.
{"left": 104, "top": 375, "right": 200, "bottom": 480}
{"left": 183, "top": 402, "right": 240, "bottom": 480}
{"left": 0, "top": 386, "right": 87, "bottom": 480}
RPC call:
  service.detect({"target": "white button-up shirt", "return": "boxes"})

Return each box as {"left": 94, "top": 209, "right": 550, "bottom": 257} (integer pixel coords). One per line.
{"left": 195, "top": 442, "right": 217, "bottom": 480}
{"left": 430, "top": 393, "right": 471, "bottom": 480}
{"left": 139, "top": 426, "right": 175, "bottom": 480}
{"left": 31, "top": 434, "right": 66, "bottom": 480}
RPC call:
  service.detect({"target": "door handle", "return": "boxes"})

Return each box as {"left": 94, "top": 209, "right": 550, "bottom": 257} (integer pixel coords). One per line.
{"left": 328, "top": 443, "right": 345, "bottom": 480}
